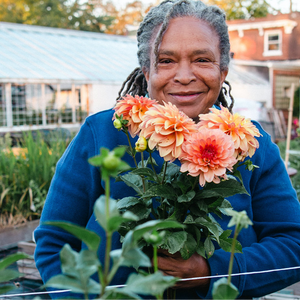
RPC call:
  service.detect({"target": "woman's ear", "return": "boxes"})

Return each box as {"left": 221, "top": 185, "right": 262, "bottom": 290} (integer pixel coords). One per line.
{"left": 221, "top": 69, "right": 228, "bottom": 85}
{"left": 142, "top": 67, "right": 150, "bottom": 82}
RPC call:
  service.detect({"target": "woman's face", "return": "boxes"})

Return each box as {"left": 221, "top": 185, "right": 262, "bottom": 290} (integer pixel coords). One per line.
{"left": 143, "top": 17, "right": 228, "bottom": 121}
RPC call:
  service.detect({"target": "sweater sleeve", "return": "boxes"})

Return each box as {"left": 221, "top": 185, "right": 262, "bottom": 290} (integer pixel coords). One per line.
{"left": 203, "top": 129, "right": 300, "bottom": 299}
{"left": 34, "top": 119, "right": 104, "bottom": 290}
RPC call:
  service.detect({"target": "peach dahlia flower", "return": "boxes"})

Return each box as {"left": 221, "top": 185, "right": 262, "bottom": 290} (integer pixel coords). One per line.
{"left": 113, "top": 95, "right": 157, "bottom": 137}
{"left": 198, "top": 106, "right": 261, "bottom": 160}
{"left": 180, "top": 128, "right": 237, "bottom": 187}
{"left": 139, "top": 102, "right": 197, "bottom": 162}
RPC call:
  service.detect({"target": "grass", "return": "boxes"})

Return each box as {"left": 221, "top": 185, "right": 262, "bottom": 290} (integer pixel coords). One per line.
{"left": 0, "top": 130, "right": 72, "bottom": 227}
{"left": 277, "top": 136, "right": 300, "bottom": 202}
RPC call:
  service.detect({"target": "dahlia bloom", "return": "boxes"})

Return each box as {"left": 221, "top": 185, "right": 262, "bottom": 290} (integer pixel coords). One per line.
{"left": 113, "top": 95, "right": 157, "bottom": 137}
{"left": 180, "top": 128, "right": 237, "bottom": 187}
{"left": 198, "top": 106, "right": 261, "bottom": 160}
{"left": 139, "top": 102, "right": 197, "bottom": 161}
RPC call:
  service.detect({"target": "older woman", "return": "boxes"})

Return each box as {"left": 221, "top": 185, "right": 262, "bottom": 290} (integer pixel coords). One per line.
{"left": 34, "top": 0, "right": 300, "bottom": 299}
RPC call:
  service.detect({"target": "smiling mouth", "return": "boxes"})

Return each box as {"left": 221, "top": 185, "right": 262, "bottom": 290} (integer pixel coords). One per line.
{"left": 169, "top": 92, "right": 202, "bottom": 102}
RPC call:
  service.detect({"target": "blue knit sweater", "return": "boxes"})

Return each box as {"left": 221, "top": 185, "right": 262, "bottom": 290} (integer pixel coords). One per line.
{"left": 34, "top": 109, "right": 300, "bottom": 299}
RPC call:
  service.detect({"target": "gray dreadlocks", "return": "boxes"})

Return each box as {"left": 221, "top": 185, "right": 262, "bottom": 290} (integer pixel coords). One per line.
{"left": 118, "top": 0, "right": 234, "bottom": 112}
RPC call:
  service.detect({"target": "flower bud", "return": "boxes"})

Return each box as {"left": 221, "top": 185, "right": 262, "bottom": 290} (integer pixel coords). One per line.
{"left": 103, "top": 153, "right": 121, "bottom": 170}
{"left": 135, "top": 136, "right": 147, "bottom": 152}
{"left": 113, "top": 119, "right": 122, "bottom": 129}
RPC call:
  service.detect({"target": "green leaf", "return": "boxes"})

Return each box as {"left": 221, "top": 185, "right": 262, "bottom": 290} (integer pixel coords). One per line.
{"left": 200, "top": 179, "right": 249, "bottom": 198}
{"left": 103, "top": 289, "right": 140, "bottom": 299}
{"left": 119, "top": 173, "right": 144, "bottom": 195}
{"left": 94, "top": 195, "right": 119, "bottom": 231}
{"left": 107, "top": 212, "right": 139, "bottom": 232}
{"left": 226, "top": 209, "right": 253, "bottom": 231}
{"left": 218, "top": 199, "right": 233, "bottom": 215}
{"left": 77, "top": 250, "right": 101, "bottom": 279}
{"left": 117, "top": 197, "right": 140, "bottom": 210}
{"left": 132, "top": 220, "right": 184, "bottom": 242}
{"left": 162, "top": 231, "right": 188, "bottom": 254}
{"left": 111, "top": 246, "right": 151, "bottom": 269}
{"left": 60, "top": 244, "right": 78, "bottom": 278}
{"left": 212, "top": 278, "right": 239, "bottom": 300}
{"left": 113, "top": 146, "right": 127, "bottom": 158}
{"left": 122, "top": 272, "right": 178, "bottom": 296}
{"left": 131, "top": 168, "right": 157, "bottom": 181}
{"left": 44, "top": 274, "right": 101, "bottom": 295}
{"left": 0, "top": 284, "right": 16, "bottom": 295}
{"left": 141, "top": 185, "right": 177, "bottom": 200}
{"left": 177, "top": 190, "right": 196, "bottom": 203}
{"left": 43, "top": 221, "right": 100, "bottom": 251}
{"left": 196, "top": 241, "right": 206, "bottom": 258}
{"left": 179, "top": 233, "right": 197, "bottom": 259}
{"left": 197, "top": 200, "right": 209, "bottom": 213}
{"left": 219, "top": 230, "right": 242, "bottom": 254}
{"left": 128, "top": 204, "right": 151, "bottom": 221}
{"left": 88, "top": 154, "right": 104, "bottom": 167}
{"left": 165, "top": 163, "right": 181, "bottom": 178}
{"left": 204, "top": 237, "right": 215, "bottom": 258}
{"left": 0, "top": 269, "right": 21, "bottom": 283}
{"left": 194, "top": 217, "right": 220, "bottom": 243}
{"left": 0, "top": 252, "right": 30, "bottom": 270}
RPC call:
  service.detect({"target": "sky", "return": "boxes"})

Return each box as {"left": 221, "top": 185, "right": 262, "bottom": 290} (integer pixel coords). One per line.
{"left": 111, "top": 0, "right": 299, "bottom": 13}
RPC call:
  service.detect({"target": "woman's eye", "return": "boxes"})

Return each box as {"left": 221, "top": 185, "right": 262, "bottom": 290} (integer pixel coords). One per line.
{"left": 196, "top": 58, "right": 210, "bottom": 63}
{"left": 159, "top": 59, "right": 172, "bottom": 64}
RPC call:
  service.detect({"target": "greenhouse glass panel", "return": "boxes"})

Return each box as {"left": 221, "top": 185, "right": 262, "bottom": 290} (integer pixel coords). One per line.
{"left": 0, "top": 84, "right": 6, "bottom": 126}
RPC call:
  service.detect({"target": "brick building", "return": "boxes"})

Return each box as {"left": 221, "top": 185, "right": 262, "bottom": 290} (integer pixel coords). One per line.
{"left": 227, "top": 12, "right": 300, "bottom": 114}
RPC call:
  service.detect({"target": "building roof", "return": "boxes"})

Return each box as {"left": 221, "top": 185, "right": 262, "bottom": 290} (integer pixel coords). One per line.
{"left": 0, "top": 22, "right": 138, "bottom": 84}
{"left": 227, "top": 61, "right": 269, "bottom": 86}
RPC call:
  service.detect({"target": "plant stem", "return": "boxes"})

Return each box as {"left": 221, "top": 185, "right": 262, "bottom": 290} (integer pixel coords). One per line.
{"left": 101, "top": 177, "right": 113, "bottom": 296}
{"left": 141, "top": 151, "right": 146, "bottom": 193}
{"left": 125, "top": 131, "right": 138, "bottom": 167}
{"left": 153, "top": 245, "right": 158, "bottom": 273}
{"left": 161, "top": 161, "right": 168, "bottom": 184}
{"left": 227, "top": 227, "right": 239, "bottom": 284}
{"left": 149, "top": 152, "right": 160, "bottom": 182}
{"left": 98, "top": 266, "right": 105, "bottom": 296}
{"left": 167, "top": 288, "right": 176, "bottom": 300}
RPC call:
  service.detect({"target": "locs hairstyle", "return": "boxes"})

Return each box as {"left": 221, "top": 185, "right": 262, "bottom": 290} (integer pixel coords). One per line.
{"left": 118, "top": 0, "right": 234, "bottom": 112}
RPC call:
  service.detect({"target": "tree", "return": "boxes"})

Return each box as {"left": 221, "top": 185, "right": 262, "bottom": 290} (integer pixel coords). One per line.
{"left": 89, "top": 0, "right": 146, "bottom": 35}
{"left": 0, "top": 0, "right": 114, "bottom": 33}
{"left": 205, "top": 0, "right": 276, "bottom": 20}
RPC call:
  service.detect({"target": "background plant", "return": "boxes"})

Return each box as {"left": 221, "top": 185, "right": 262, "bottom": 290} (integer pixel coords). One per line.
{"left": 0, "top": 130, "right": 71, "bottom": 226}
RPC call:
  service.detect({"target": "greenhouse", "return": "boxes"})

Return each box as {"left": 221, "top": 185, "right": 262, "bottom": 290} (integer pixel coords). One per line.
{"left": 0, "top": 22, "right": 138, "bottom": 133}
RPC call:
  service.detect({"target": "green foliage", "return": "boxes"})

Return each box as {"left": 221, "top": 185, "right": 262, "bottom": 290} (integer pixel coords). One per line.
{"left": 44, "top": 195, "right": 180, "bottom": 299}
{"left": 212, "top": 278, "right": 239, "bottom": 300}
{"left": 0, "top": 252, "right": 31, "bottom": 295}
{"left": 116, "top": 160, "right": 247, "bottom": 260}
{"left": 0, "top": 0, "right": 114, "bottom": 33}
{"left": 207, "top": 0, "right": 272, "bottom": 20}
{"left": 0, "top": 130, "right": 70, "bottom": 225}
{"left": 212, "top": 210, "right": 252, "bottom": 300}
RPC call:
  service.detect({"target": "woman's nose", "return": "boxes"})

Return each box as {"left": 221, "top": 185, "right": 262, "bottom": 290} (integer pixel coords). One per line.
{"left": 174, "top": 62, "right": 196, "bottom": 84}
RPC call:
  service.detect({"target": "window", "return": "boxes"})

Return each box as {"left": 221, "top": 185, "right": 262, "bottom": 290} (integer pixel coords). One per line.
{"left": 263, "top": 30, "right": 282, "bottom": 57}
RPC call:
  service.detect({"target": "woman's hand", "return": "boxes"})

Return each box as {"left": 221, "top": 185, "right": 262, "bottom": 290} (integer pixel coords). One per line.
{"left": 156, "top": 249, "right": 211, "bottom": 292}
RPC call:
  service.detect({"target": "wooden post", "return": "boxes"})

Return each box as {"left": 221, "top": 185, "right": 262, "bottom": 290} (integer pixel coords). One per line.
{"left": 285, "top": 83, "right": 295, "bottom": 168}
